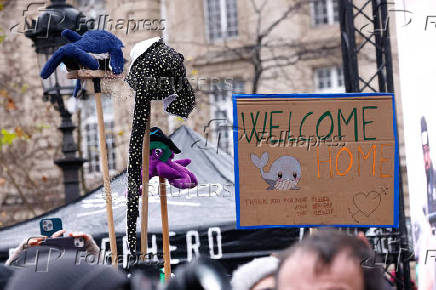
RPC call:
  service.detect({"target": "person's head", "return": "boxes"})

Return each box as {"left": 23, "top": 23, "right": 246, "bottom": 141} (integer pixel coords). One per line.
{"left": 276, "top": 230, "right": 387, "bottom": 290}
{"left": 6, "top": 253, "right": 129, "bottom": 290}
{"left": 231, "top": 256, "right": 278, "bottom": 290}
{"left": 165, "top": 257, "right": 231, "bottom": 290}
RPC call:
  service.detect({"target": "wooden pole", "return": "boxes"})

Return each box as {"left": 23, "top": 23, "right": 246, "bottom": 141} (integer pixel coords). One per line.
{"left": 140, "top": 113, "right": 151, "bottom": 261}
{"left": 93, "top": 78, "right": 118, "bottom": 267}
{"left": 159, "top": 176, "right": 171, "bottom": 281}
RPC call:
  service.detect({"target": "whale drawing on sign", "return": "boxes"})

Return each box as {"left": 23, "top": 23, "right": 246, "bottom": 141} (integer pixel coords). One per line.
{"left": 250, "top": 152, "right": 302, "bottom": 190}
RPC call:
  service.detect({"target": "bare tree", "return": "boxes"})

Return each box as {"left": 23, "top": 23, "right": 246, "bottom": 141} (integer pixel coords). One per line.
{"left": 0, "top": 79, "right": 64, "bottom": 226}
{"left": 0, "top": 1, "right": 64, "bottom": 227}
{"left": 183, "top": 0, "right": 341, "bottom": 95}
{"left": 165, "top": 0, "right": 341, "bottom": 154}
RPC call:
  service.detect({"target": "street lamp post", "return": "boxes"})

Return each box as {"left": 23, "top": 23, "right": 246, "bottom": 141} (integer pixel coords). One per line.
{"left": 25, "top": 0, "right": 88, "bottom": 203}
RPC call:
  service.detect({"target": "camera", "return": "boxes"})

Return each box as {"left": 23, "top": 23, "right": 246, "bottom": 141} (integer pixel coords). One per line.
{"left": 41, "top": 219, "right": 53, "bottom": 232}
{"left": 74, "top": 237, "right": 85, "bottom": 248}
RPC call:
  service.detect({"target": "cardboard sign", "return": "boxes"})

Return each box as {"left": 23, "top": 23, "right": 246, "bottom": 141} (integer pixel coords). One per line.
{"left": 232, "top": 94, "right": 399, "bottom": 229}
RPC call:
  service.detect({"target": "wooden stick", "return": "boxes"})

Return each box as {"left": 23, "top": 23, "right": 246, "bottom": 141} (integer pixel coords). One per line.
{"left": 93, "top": 78, "right": 118, "bottom": 267}
{"left": 159, "top": 176, "right": 171, "bottom": 281}
{"left": 140, "top": 117, "right": 151, "bottom": 261}
{"left": 67, "top": 70, "right": 123, "bottom": 80}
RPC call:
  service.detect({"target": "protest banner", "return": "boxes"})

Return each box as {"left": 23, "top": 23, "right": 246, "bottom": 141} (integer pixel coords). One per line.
{"left": 233, "top": 93, "right": 399, "bottom": 228}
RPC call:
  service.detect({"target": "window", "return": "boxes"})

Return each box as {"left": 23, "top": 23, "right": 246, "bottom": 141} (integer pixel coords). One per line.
{"left": 84, "top": 123, "right": 99, "bottom": 173}
{"left": 205, "top": 0, "right": 238, "bottom": 42}
{"left": 81, "top": 95, "right": 117, "bottom": 174}
{"left": 312, "top": 0, "right": 339, "bottom": 26}
{"left": 210, "top": 79, "right": 244, "bottom": 154}
{"left": 226, "top": 0, "right": 238, "bottom": 37}
{"left": 314, "top": 66, "right": 344, "bottom": 93}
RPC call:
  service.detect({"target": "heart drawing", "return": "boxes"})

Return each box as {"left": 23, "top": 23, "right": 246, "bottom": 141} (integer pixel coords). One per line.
{"left": 348, "top": 190, "right": 383, "bottom": 223}
{"left": 353, "top": 191, "right": 382, "bottom": 217}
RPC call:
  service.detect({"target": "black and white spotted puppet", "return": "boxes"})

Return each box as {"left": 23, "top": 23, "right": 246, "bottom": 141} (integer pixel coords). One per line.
{"left": 125, "top": 37, "right": 196, "bottom": 254}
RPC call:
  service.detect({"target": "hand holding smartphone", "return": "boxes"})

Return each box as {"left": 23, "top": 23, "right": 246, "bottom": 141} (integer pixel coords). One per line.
{"left": 40, "top": 218, "right": 63, "bottom": 237}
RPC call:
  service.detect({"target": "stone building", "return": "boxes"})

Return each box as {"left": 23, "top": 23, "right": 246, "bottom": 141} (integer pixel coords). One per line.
{"left": 0, "top": 0, "right": 408, "bottom": 226}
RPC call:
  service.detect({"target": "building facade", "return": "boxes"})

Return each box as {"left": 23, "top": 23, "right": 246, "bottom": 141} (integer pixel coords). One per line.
{"left": 0, "top": 0, "right": 408, "bottom": 226}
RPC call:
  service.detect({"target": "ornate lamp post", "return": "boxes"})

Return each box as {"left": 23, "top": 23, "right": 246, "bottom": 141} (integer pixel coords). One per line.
{"left": 25, "top": 0, "right": 88, "bottom": 203}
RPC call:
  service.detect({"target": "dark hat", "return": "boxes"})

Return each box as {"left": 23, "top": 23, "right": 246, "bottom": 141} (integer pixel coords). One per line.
{"left": 126, "top": 39, "right": 196, "bottom": 119}
{"left": 150, "top": 127, "right": 181, "bottom": 154}
{"left": 165, "top": 258, "right": 231, "bottom": 290}
{"left": 6, "top": 250, "right": 129, "bottom": 290}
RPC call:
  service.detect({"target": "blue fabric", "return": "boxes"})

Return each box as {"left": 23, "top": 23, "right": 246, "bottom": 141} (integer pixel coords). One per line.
{"left": 72, "top": 79, "right": 81, "bottom": 98}
{"left": 40, "top": 29, "right": 124, "bottom": 97}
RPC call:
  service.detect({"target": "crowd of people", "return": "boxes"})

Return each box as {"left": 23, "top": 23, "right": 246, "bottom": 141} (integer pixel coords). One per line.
{"left": 0, "top": 229, "right": 398, "bottom": 290}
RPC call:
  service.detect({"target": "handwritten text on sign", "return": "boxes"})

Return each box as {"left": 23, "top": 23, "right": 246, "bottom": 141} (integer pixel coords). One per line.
{"left": 233, "top": 94, "right": 398, "bottom": 228}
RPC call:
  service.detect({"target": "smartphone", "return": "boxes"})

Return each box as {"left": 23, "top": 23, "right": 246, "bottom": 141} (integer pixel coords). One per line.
{"left": 40, "top": 218, "right": 63, "bottom": 237}
{"left": 40, "top": 236, "right": 86, "bottom": 251}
